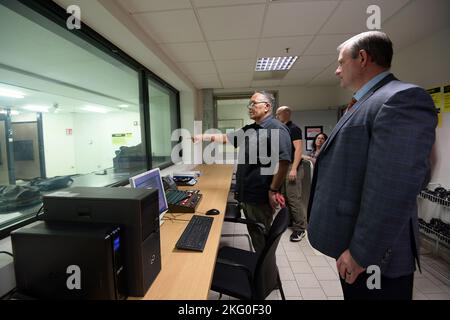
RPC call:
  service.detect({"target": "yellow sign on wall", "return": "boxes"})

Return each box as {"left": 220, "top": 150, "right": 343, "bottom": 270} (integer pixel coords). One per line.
{"left": 444, "top": 84, "right": 450, "bottom": 113}
{"left": 427, "top": 87, "right": 442, "bottom": 109}
{"left": 112, "top": 133, "right": 132, "bottom": 146}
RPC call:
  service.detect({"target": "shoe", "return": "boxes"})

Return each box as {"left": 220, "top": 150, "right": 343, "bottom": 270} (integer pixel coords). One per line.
{"left": 290, "top": 230, "right": 305, "bottom": 242}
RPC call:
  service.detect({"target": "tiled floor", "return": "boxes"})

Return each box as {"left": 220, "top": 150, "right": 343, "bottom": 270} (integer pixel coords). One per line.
{"left": 209, "top": 220, "right": 450, "bottom": 300}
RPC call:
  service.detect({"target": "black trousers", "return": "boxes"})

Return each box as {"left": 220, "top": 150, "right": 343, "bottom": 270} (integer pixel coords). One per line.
{"left": 340, "top": 272, "right": 414, "bottom": 300}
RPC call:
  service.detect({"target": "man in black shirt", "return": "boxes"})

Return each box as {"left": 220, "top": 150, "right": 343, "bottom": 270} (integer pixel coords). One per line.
{"left": 193, "top": 91, "right": 291, "bottom": 252}
{"left": 276, "top": 106, "right": 307, "bottom": 242}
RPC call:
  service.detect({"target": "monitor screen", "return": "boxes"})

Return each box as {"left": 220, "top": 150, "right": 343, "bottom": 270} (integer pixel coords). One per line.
{"left": 129, "top": 168, "right": 168, "bottom": 224}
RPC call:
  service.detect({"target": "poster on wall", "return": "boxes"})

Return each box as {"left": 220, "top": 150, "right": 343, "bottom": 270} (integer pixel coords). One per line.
{"left": 305, "top": 126, "right": 323, "bottom": 151}
{"left": 444, "top": 84, "right": 450, "bottom": 113}
{"left": 112, "top": 133, "right": 133, "bottom": 146}
{"left": 427, "top": 87, "right": 442, "bottom": 109}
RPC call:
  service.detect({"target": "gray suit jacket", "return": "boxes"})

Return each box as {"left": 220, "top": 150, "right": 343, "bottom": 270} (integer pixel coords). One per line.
{"left": 307, "top": 74, "right": 437, "bottom": 278}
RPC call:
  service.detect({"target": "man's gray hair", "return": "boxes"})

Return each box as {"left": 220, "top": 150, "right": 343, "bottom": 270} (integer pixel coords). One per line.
{"left": 337, "top": 31, "right": 393, "bottom": 68}
{"left": 254, "top": 90, "right": 275, "bottom": 108}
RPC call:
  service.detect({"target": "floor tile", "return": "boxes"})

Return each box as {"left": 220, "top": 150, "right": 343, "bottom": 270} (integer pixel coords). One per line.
{"left": 281, "top": 280, "right": 301, "bottom": 297}
{"left": 320, "top": 280, "right": 344, "bottom": 297}
{"left": 290, "top": 261, "right": 313, "bottom": 274}
{"left": 276, "top": 255, "right": 290, "bottom": 267}
{"left": 265, "top": 291, "right": 281, "bottom": 300}
{"left": 295, "top": 273, "right": 321, "bottom": 288}
{"left": 286, "top": 250, "right": 307, "bottom": 262}
{"left": 424, "top": 292, "right": 450, "bottom": 300}
{"left": 313, "top": 266, "right": 339, "bottom": 281}
{"left": 306, "top": 255, "right": 330, "bottom": 267}
{"left": 300, "top": 288, "right": 327, "bottom": 300}
{"left": 414, "top": 278, "right": 446, "bottom": 294}
{"left": 279, "top": 266, "right": 295, "bottom": 281}
{"left": 286, "top": 296, "right": 303, "bottom": 300}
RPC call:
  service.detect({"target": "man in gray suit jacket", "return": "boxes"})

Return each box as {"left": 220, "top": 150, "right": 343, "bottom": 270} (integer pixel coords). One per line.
{"left": 307, "top": 31, "right": 437, "bottom": 300}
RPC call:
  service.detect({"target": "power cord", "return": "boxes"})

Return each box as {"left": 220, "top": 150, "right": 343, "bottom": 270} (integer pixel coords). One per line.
{"left": 163, "top": 213, "right": 190, "bottom": 223}
{"left": 35, "top": 205, "right": 44, "bottom": 220}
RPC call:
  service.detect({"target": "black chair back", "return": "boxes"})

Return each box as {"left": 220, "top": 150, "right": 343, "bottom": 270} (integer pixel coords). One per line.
{"left": 253, "top": 208, "right": 289, "bottom": 299}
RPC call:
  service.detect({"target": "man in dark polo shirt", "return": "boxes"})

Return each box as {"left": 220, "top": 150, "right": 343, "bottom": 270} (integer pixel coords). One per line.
{"left": 276, "top": 106, "right": 307, "bottom": 242}
{"left": 193, "top": 91, "right": 291, "bottom": 252}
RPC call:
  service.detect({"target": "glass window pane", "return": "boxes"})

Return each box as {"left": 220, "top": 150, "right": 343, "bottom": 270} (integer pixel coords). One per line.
{"left": 148, "top": 79, "right": 178, "bottom": 168}
{"left": 0, "top": 3, "right": 144, "bottom": 231}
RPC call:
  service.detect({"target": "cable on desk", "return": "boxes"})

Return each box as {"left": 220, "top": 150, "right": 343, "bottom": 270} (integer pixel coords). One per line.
{"left": 163, "top": 213, "right": 190, "bottom": 222}
{"left": 35, "top": 205, "right": 44, "bottom": 220}
{"left": 0, "top": 251, "right": 13, "bottom": 258}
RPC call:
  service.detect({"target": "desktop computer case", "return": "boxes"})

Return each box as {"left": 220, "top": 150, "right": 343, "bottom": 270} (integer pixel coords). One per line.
{"left": 41, "top": 187, "right": 161, "bottom": 297}
{"left": 11, "top": 222, "right": 126, "bottom": 300}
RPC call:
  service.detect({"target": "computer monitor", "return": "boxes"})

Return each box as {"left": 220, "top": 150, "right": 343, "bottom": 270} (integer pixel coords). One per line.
{"left": 129, "top": 168, "right": 168, "bottom": 225}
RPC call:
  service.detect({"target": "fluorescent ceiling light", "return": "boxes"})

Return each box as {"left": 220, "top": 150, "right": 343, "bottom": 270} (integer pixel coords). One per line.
{"left": 82, "top": 106, "right": 109, "bottom": 114}
{"left": 0, "top": 87, "right": 25, "bottom": 99}
{"left": 255, "top": 56, "right": 298, "bottom": 71}
{"left": 118, "top": 104, "right": 129, "bottom": 108}
{"left": 0, "top": 110, "right": 20, "bottom": 115}
{"left": 23, "top": 105, "right": 49, "bottom": 113}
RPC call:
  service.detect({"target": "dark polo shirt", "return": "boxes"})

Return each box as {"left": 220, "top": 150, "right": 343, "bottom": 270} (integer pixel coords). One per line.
{"left": 227, "top": 115, "right": 291, "bottom": 204}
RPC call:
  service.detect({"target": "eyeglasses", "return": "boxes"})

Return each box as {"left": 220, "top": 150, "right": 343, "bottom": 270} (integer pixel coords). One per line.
{"left": 247, "top": 100, "right": 268, "bottom": 109}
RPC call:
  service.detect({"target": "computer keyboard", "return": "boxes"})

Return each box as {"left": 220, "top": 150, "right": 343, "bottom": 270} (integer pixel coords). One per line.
{"left": 166, "top": 189, "right": 202, "bottom": 213}
{"left": 166, "top": 189, "right": 190, "bottom": 204}
{"left": 175, "top": 215, "right": 213, "bottom": 252}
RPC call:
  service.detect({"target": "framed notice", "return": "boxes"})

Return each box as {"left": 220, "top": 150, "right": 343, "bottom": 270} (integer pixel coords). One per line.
{"left": 304, "top": 126, "right": 323, "bottom": 151}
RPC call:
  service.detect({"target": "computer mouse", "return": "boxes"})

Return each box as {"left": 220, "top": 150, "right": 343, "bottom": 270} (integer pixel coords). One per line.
{"left": 206, "top": 209, "right": 220, "bottom": 215}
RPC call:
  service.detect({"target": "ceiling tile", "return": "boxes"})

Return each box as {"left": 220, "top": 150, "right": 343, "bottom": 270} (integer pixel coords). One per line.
{"left": 193, "top": 0, "right": 266, "bottom": 7}
{"left": 197, "top": 5, "right": 265, "bottom": 40}
{"left": 134, "top": 10, "right": 203, "bottom": 43}
{"left": 262, "top": 1, "right": 339, "bottom": 37}
{"left": 257, "top": 36, "right": 314, "bottom": 57}
{"left": 177, "top": 61, "right": 217, "bottom": 75}
{"left": 321, "top": 0, "right": 410, "bottom": 34}
{"left": 209, "top": 39, "right": 259, "bottom": 60}
{"left": 280, "top": 67, "right": 324, "bottom": 86}
{"left": 292, "top": 55, "right": 336, "bottom": 70}
{"left": 215, "top": 59, "right": 256, "bottom": 73}
{"left": 310, "top": 64, "right": 340, "bottom": 86}
{"left": 195, "top": 79, "right": 222, "bottom": 89}
{"left": 221, "top": 80, "right": 252, "bottom": 89}
{"left": 251, "top": 80, "right": 281, "bottom": 88}
{"left": 303, "top": 34, "right": 353, "bottom": 55}
{"left": 383, "top": 0, "right": 450, "bottom": 51}
{"left": 189, "top": 73, "right": 221, "bottom": 83}
{"left": 160, "top": 42, "right": 212, "bottom": 62}
{"left": 220, "top": 72, "right": 253, "bottom": 82}
{"left": 117, "top": 0, "right": 192, "bottom": 13}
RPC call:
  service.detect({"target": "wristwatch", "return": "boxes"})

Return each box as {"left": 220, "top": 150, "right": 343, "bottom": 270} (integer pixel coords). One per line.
{"left": 269, "top": 188, "right": 279, "bottom": 193}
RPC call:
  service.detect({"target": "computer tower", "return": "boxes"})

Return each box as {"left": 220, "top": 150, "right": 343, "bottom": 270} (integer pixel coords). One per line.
{"left": 41, "top": 187, "right": 161, "bottom": 297}
{"left": 11, "top": 222, "right": 126, "bottom": 300}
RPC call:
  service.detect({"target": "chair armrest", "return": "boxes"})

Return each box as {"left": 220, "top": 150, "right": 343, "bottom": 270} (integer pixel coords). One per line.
{"left": 224, "top": 217, "right": 266, "bottom": 233}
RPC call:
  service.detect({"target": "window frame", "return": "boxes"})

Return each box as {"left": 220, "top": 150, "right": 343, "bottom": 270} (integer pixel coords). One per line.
{"left": 0, "top": 0, "right": 181, "bottom": 238}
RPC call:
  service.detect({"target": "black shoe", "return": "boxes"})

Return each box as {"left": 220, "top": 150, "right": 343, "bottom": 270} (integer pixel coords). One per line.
{"left": 290, "top": 230, "right": 305, "bottom": 242}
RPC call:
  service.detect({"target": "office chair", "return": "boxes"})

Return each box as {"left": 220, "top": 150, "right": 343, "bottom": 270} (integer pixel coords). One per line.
{"left": 211, "top": 207, "right": 289, "bottom": 300}
{"left": 221, "top": 202, "right": 266, "bottom": 251}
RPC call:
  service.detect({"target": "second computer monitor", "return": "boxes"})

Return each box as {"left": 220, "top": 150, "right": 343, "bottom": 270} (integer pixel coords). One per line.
{"left": 129, "top": 168, "right": 168, "bottom": 224}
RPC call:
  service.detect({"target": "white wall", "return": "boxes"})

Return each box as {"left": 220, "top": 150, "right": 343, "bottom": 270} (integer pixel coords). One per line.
{"left": 73, "top": 112, "right": 141, "bottom": 174}
{"left": 392, "top": 25, "right": 450, "bottom": 187}
{"left": 42, "top": 113, "right": 76, "bottom": 177}
{"left": 42, "top": 111, "right": 141, "bottom": 176}
{"left": 214, "top": 85, "right": 343, "bottom": 111}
